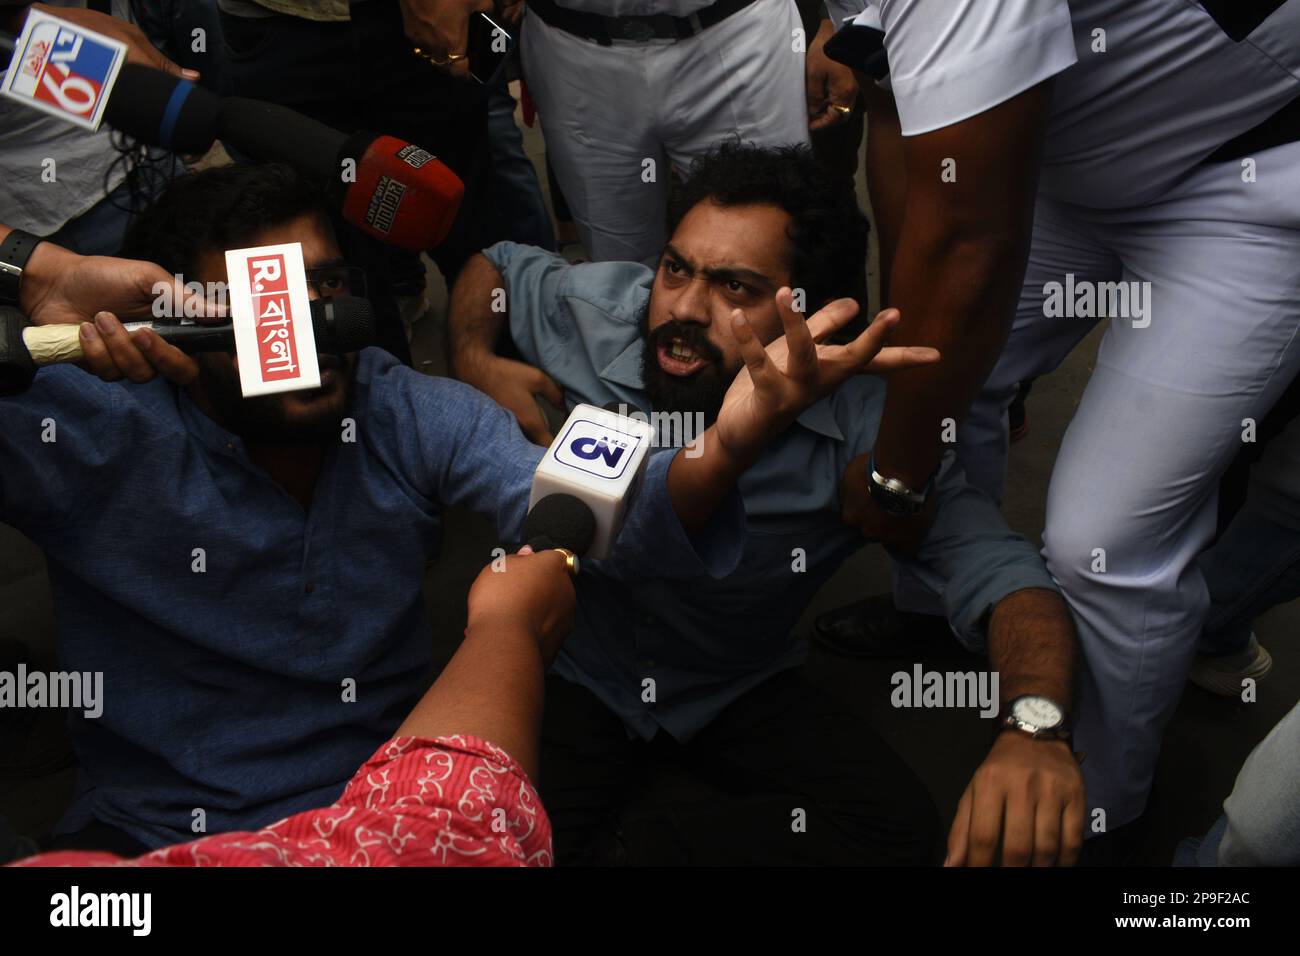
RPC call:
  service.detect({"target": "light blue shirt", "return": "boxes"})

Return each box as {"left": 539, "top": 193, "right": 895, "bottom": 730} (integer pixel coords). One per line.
{"left": 483, "top": 240, "right": 1059, "bottom": 741}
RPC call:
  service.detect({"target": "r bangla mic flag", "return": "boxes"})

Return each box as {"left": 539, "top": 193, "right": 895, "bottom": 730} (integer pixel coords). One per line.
{"left": 224, "top": 242, "right": 320, "bottom": 397}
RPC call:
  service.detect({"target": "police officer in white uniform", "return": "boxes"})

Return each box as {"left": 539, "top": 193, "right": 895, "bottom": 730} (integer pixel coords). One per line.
{"left": 520, "top": 0, "right": 811, "bottom": 265}
{"left": 824, "top": 0, "right": 1300, "bottom": 861}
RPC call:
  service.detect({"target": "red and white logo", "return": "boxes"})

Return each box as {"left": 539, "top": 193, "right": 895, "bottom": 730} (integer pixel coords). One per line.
{"left": 225, "top": 243, "right": 320, "bottom": 397}
{"left": 0, "top": 10, "right": 126, "bottom": 130}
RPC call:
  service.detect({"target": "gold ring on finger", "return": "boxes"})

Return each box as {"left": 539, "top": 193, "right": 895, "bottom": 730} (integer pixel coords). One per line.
{"left": 551, "top": 547, "right": 580, "bottom": 579}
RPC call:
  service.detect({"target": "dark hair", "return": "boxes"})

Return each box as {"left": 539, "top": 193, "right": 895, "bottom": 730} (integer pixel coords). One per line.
{"left": 667, "top": 141, "right": 870, "bottom": 310}
{"left": 121, "top": 162, "right": 326, "bottom": 276}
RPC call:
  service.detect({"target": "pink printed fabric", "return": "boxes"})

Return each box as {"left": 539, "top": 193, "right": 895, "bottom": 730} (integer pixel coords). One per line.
{"left": 14, "top": 735, "right": 552, "bottom": 868}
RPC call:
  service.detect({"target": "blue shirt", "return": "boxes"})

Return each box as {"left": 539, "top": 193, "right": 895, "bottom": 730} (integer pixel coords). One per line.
{"left": 0, "top": 349, "right": 740, "bottom": 848}
{"left": 483, "top": 240, "right": 1058, "bottom": 741}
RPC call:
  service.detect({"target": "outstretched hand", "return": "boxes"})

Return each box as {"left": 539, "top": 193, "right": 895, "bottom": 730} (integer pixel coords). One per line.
{"left": 714, "top": 288, "right": 939, "bottom": 464}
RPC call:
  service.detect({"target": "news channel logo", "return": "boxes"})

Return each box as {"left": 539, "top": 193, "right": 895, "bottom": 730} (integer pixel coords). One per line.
{"left": 0, "top": 11, "right": 126, "bottom": 130}
{"left": 553, "top": 418, "right": 646, "bottom": 481}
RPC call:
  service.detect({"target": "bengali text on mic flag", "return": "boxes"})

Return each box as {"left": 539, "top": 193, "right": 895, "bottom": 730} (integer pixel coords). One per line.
{"left": 224, "top": 242, "right": 320, "bottom": 397}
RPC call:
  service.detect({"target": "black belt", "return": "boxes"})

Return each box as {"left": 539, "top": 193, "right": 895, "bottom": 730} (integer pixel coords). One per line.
{"left": 527, "top": 0, "right": 761, "bottom": 45}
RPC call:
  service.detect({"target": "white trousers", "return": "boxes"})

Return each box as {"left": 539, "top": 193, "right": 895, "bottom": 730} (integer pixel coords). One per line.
{"left": 926, "top": 140, "right": 1300, "bottom": 832}
{"left": 521, "top": 0, "right": 810, "bottom": 266}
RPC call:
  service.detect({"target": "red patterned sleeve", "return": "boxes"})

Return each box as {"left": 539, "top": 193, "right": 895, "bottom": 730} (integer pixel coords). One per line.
{"left": 12, "top": 735, "right": 552, "bottom": 868}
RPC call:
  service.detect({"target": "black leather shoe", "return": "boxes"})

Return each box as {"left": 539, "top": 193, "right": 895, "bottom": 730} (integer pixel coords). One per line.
{"left": 811, "top": 594, "right": 949, "bottom": 658}
{"left": 813, "top": 594, "right": 911, "bottom": 657}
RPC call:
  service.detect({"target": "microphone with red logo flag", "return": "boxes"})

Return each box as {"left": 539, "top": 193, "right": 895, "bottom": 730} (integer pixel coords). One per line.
{"left": 89, "top": 63, "right": 464, "bottom": 252}
{"left": 216, "top": 97, "right": 465, "bottom": 252}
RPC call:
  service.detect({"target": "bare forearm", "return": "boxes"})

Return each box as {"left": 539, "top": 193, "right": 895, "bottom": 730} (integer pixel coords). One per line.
{"left": 447, "top": 252, "right": 508, "bottom": 379}
{"left": 987, "top": 587, "right": 1076, "bottom": 710}
{"left": 872, "top": 230, "right": 1028, "bottom": 485}
{"left": 869, "top": 83, "right": 1050, "bottom": 488}
{"left": 864, "top": 95, "right": 905, "bottom": 304}
{"left": 396, "top": 616, "right": 549, "bottom": 781}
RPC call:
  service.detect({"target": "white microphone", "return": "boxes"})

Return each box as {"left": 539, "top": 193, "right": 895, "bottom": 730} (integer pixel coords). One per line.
{"left": 528, "top": 403, "right": 656, "bottom": 561}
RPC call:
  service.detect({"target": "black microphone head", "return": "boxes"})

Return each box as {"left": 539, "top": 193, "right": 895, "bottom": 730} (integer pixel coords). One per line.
{"left": 310, "top": 296, "right": 376, "bottom": 353}
{"left": 103, "top": 64, "right": 219, "bottom": 154}
{"left": 522, "top": 494, "right": 597, "bottom": 557}
{"left": 217, "top": 97, "right": 346, "bottom": 185}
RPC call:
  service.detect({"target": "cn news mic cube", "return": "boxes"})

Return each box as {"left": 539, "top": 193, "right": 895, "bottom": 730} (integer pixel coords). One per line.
{"left": 529, "top": 404, "right": 656, "bottom": 561}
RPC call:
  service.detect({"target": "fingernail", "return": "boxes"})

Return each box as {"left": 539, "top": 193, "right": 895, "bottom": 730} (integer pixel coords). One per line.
{"left": 518, "top": 545, "right": 534, "bottom": 555}
{"left": 181, "top": 69, "right": 201, "bottom": 80}
{"left": 79, "top": 323, "right": 95, "bottom": 340}
{"left": 94, "top": 313, "right": 113, "bottom": 332}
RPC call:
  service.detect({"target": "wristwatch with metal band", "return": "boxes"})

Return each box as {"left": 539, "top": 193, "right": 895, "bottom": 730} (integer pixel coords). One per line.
{"left": 867, "top": 451, "right": 938, "bottom": 518}
{"left": 0, "top": 229, "right": 44, "bottom": 308}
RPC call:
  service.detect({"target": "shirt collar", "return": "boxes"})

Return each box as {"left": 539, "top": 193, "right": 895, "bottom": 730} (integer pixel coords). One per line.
{"left": 599, "top": 338, "right": 845, "bottom": 443}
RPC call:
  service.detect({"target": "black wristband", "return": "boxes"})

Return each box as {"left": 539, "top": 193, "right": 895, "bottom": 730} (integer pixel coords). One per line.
{"left": 0, "top": 228, "right": 45, "bottom": 309}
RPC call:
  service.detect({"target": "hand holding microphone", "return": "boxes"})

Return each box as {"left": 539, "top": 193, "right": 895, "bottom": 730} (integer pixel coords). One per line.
{"left": 2, "top": 3, "right": 196, "bottom": 80}
{"left": 13, "top": 237, "right": 224, "bottom": 330}
{"left": 399, "top": 0, "right": 493, "bottom": 77}
{"left": 1, "top": 297, "right": 375, "bottom": 395}
{"left": 88, "top": 62, "right": 466, "bottom": 251}
{"left": 90, "top": 62, "right": 465, "bottom": 251}
{"left": 471, "top": 494, "right": 595, "bottom": 664}
{"left": 0, "top": 227, "right": 225, "bottom": 390}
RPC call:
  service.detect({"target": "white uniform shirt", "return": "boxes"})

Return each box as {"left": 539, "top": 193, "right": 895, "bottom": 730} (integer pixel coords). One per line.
{"left": 829, "top": 0, "right": 1300, "bottom": 207}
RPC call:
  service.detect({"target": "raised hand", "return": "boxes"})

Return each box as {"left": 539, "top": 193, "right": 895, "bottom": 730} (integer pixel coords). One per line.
{"left": 714, "top": 287, "right": 938, "bottom": 464}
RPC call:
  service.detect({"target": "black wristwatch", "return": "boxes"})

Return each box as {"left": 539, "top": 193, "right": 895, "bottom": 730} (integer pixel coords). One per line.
{"left": 0, "top": 229, "right": 45, "bottom": 309}
{"left": 866, "top": 452, "right": 938, "bottom": 518}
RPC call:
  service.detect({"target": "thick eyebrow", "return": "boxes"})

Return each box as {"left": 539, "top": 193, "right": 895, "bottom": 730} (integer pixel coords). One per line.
{"left": 305, "top": 256, "right": 348, "bottom": 272}
{"left": 662, "top": 244, "right": 777, "bottom": 294}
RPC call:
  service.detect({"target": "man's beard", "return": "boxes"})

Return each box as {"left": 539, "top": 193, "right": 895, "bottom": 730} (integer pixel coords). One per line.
{"left": 640, "top": 316, "right": 730, "bottom": 423}
{"left": 196, "top": 354, "right": 353, "bottom": 444}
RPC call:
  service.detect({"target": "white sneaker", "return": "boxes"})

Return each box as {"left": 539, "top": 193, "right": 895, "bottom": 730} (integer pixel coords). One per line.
{"left": 1188, "top": 632, "right": 1273, "bottom": 696}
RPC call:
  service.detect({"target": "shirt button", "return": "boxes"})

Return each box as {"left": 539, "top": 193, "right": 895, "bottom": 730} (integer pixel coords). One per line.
{"left": 304, "top": 583, "right": 316, "bottom": 594}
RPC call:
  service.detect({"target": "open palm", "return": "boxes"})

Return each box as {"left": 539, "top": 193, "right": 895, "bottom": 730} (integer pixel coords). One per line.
{"left": 715, "top": 288, "right": 938, "bottom": 463}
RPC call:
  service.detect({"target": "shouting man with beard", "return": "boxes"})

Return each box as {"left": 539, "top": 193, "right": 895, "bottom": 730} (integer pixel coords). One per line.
{"left": 451, "top": 142, "right": 1085, "bottom": 867}
{"left": 0, "top": 161, "right": 916, "bottom": 856}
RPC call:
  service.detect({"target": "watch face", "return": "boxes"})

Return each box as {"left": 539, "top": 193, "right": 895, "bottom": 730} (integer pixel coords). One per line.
{"left": 868, "top": 479, "right": 918, "bottom": 518}
{"left": 1012, "top": 696, "right": 1063, "bottom": 730}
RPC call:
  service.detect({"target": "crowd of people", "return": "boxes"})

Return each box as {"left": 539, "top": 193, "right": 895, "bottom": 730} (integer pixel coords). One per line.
{"left": 0, "top": 0, "right": 1297, "bottom": 868}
